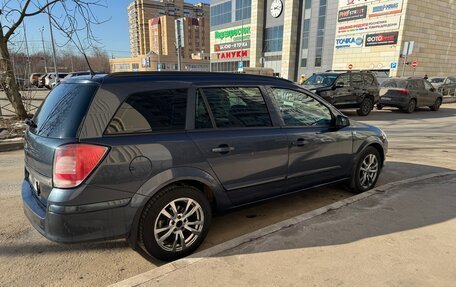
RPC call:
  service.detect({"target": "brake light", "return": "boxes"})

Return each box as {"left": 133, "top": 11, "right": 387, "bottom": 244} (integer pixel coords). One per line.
{"left": 398, "top": 89, "right": 410, "bottom": 95}
{"left": 53, "top": 144, "right": 108, "bottom": 188}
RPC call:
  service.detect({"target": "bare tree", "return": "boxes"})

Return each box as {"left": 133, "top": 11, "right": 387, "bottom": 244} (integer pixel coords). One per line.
{"left": 0, "top": 0, "right": 107, "bottom": 119}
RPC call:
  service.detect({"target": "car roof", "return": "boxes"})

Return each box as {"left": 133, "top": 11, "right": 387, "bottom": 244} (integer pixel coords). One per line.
{"left": 64, "top": 71, "right": 295, "bottom": 86}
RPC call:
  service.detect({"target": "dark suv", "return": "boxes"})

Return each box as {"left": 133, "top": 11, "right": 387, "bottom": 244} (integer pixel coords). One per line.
{"left": 303, "top": 71, "right": 380, "bottom": 116}
{"left": 22, "top": 72, "right": 387, "bottom": 261}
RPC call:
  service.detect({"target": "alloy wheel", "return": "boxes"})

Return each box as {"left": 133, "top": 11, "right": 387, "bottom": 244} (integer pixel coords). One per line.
{"left": 154, "top": 198, "right": 205, "bottom": 252}
{"left": 359, "top": 154, "right": 379, "bottom": 190}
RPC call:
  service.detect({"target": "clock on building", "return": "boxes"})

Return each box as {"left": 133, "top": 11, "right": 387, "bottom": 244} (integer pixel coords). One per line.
{"left": 270, "top": 0, "right": 283, "bottom": 18}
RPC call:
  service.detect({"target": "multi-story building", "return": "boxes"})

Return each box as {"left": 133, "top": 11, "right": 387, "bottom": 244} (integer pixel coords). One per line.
{"left": 332, "top": 0, "right": 456, "bottom": 77}
{"left": 210, "top": 0, "right": 338, "bottom": 80}
{"left": 111, "top": 0, "right": 210, "bottom": 72}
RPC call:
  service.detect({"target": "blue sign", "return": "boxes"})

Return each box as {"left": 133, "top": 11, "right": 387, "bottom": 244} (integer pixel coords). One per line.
{"left": 390, "top": 62, "right": 398, "bottom": 69}
{"left": 238, "top": 61, "right": 244, "bottom": 69}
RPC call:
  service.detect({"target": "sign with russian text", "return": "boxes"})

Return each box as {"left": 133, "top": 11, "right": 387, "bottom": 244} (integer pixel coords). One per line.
{"left": 365, "top": 31, "right": 399, "bottom": 46}
{"left": 335, "top": 35, "right": 364, "bottom": 49}
{"left": 369, "top": 0, "right": 403, "bottom": 17}
{"left": 338, "top": 6, "right": 367, "bottom": 22}
{"left": 215, "top": 40, "right": 250, "bottom": 52}
{"left": 337, "top": 15, "right": 401, "bottom": 35}
{"left": 215, "top": 50, "right": 248, "bottom": 60}
{"left": 214, "top": 27, "right": 251, "bottom": 41}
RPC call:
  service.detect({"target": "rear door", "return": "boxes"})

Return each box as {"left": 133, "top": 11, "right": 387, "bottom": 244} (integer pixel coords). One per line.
{"left": 363, "top": 73, "right": 380, "bottom": 102}
{"left": 188, "top": 86, "right": 289, "bottom": 205}
{"left": 416, "top": 79, "right": 433, "bottom": 106}
{"left": 333, "top": 73, "right": 352, "bottom": 105}
{"left": 270, "top": 88, "right": 353, "bottom": 189}
{"left": 349, "top": 73, "right": 364, "bottom": 104}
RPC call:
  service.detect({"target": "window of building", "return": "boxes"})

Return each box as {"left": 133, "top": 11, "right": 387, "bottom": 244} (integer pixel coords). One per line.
{"left": 235, "top": 0, "right": 251, "bottom": 21}
{"left": 272, "top": 89, "right": 332, "bottom": 127}
{"left": 315, "top": 0, "right": 327, "bottom": 67}
{"left": 264, "top": 26, "right": 284, "bottom": 52}
{"left": 105, "top": 89, "right": 188, "bottom": 135}
{"left": 114, "top": 63, "right": 131, "bottom": 71}
{"left": 201, "top": 87, "right": 272, "bottom": 128}
{"left": 132, "top": 63, "right": 139, "bottom": 71}
{"left": 211, "top": 1, "right": 232, "bottom": 27}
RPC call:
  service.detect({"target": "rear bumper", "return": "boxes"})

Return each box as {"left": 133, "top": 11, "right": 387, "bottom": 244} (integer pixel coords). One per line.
{"left": 21, "top": 180, "right": 141, "bottom": 243}
{"left": 379, "top": 96, "right": 409, "bottom": 108}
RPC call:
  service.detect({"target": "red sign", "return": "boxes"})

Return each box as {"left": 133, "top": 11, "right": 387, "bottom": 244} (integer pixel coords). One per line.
{"left": 348, "top": 64, "right": 353, "bottom": 70}
{"left": 216, "top": 50, "right": 248, "bottom": 60}
{"left": 411, "top": 61, "right": 418, "bottom": 68}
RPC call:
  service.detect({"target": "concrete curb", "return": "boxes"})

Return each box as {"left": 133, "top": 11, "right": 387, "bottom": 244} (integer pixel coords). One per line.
{"left": 110, "top": 171, "right": 456, "bottom": 287}
{"left": 443, "top": 96, "right": 456, "bottom": 104}
{"left": 0, "top": 140, "right": 24, "bottom": 152}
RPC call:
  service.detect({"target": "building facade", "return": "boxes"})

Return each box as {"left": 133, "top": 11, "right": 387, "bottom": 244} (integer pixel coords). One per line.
{"left": 332, "top": 0, "right": 456, "bottom": 77}
{"left": 112, "top": 0, "right": 210, "bottom": 72}
{"left": 210, "top": 0, "right": 338, "bottom": 80}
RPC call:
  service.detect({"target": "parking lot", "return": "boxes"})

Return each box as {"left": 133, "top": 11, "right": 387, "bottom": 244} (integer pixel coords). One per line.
{"left": 1, "top": 104, "right": 455, "bottom": 287}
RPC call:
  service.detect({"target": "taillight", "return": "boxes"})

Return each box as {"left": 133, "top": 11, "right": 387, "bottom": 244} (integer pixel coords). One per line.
{"left": 398, "top": 89, "right": 410, "bottom": 95}
{"left": 53, "top": 144, "right": 108, "bottom": 188}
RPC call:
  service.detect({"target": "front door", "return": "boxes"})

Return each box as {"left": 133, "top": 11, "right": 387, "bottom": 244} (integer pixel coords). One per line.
{"left": 270, "top": 88, "right": 353, "bottom": 190}
{"left": 189, "top": 86, "right": 289, "bottom": 205}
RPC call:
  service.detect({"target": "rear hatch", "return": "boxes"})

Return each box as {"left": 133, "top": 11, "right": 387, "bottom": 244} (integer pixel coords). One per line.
{"left": 24, "top": 83, "right": 99, "bottom": 206}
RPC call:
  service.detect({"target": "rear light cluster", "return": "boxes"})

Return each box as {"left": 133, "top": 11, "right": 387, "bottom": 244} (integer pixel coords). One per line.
{"left": 398, "top": 89, "right": 410, "bottom": 96}
{"left": 53, "top": 144, "right": 108, "bottom": 188}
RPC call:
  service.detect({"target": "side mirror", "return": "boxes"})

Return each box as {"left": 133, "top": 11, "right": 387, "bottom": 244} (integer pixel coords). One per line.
{"left": 335, "top": 115, "right": 350, "bottom": 129}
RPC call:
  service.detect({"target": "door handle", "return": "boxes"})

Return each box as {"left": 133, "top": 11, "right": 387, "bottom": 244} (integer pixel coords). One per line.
{"left": 212, "top": 144, "right": 235, "bottom": 154}
{"left": 293, "top": 138, "right": 306, "bottom": 147}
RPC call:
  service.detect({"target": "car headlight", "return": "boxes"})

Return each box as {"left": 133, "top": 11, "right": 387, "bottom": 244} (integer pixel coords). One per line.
{"left": 380, "top": 130, "right": 388, "bottom": 142}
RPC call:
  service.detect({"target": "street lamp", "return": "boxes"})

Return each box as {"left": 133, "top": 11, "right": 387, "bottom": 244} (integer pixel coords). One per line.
{"left": 39, "top": 26, "right": 48, "bottom": 73}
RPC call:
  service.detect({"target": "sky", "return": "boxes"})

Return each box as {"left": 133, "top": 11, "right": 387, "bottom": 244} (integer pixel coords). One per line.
{"left": 8, "top": 0, "right": 209, "bottom": 58}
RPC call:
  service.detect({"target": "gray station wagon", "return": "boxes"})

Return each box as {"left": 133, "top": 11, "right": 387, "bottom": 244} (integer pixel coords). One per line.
{"left": 22, "top": 72, "right": 388, "bottom": 261}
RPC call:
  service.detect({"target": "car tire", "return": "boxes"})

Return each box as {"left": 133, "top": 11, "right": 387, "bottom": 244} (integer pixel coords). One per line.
{"left": 347, "top": 147, "right": 381, "bottom": 194}
{"left": 429, "top": 98, "right": 442, "bottom": 111}
{"left": 357, "top": 97, "right": 373, "bottom": 116}
{"left": 139, "top": 184, "right": 212, "bottom": 261}
{"left": 402, "top": 99, "right": 416, "bottom": 113}
{"left": 376, "top": 104, "right": 383, "bottom": 110}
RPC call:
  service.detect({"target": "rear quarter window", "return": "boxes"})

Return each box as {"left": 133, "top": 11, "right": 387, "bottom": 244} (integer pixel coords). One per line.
{"left": 105, "top": 89, "right": 188, "bottom": 135}
{"left": 31, "top": 83, "right": 98, "bottom": 138}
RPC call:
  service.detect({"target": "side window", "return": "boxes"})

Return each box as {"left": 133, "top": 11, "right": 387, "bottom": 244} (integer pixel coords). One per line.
{"left": 272, "top": 89, "right": 333, "bottom": 127}
{"left": 351, "top": 73, "right": 364, "bottom": 89}
{"left": 415, "top": 80, "right": 425, "bottom": 90}
{"left": 105, "top": 89, "right": 187, "bottom": 134}
{"left": 363, "top": 74, "right": 376, "bottom": 86}
{"left": 195, "top": 90, "right": 213, "bottom": 129}
{"left": 336, "top": 74, "right": 350, "bottom": 87}
{"left": 201, "top": 87, "right": 272, "bottom": 128}
{"left": 424, "top": 80, "right": 434, "bottom": 91}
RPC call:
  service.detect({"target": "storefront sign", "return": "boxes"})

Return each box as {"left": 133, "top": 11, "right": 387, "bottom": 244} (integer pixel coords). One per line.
{"left": 337, "top": 15, "right": 401, "bottom": 35}
{"left": 369, "top": 0, "right": 403, "bottom": 17}
{"left": 338, "top": 6, "right": 367, "bottom": 22}
{"left": 339, "top": 0, "right": 378, "bottom": 9}
{"left": 335, "top": 36, "right": 364, "bottom": 49}
{"left": 215, "top": 50, "right": 248, "bottom": 60}
{"left": 365, "top": 31, "right": 399, "bottom": 46}
{"left": 214, "top": 27, "right": 251, "bottom": 41}
{"left": 215, "top": 40, "right": 250, "bottom": 52}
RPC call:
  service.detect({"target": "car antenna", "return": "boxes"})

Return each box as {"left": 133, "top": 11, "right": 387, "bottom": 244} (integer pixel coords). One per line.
{"left": 81, "top": 51, "right": 95, "bottom": 77}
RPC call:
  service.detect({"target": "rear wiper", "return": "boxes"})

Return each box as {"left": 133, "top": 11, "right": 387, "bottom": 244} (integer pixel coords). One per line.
{"left": 24, "top": 118, "right": 37, "bottom": 128}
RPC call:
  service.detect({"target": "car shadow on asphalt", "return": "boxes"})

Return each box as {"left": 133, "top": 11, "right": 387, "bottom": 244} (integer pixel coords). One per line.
{"left": 213, "top": 164, "right": 456, "bottom": 258}
{"left": 343, "top": 106, "right": 456, "bottom": 121}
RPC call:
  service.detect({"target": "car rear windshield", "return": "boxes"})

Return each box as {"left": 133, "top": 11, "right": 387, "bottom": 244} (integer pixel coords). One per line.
{"left": 30, "top": 83, "right": 98, "bottom": 138}
{"left": 381, "top": 79, "right": 406, "bottom": 88}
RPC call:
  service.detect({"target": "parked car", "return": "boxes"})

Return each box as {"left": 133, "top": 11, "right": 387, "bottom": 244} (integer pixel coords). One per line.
{"left": 429, "top": 76, "right": 456, "bottom": 96}
{"left": 302, "top": 71, "right": 380, "bottom": 116}
{"left": 29, "top": 73, "right": 43, "bottom": 87}
{"left": 44, "top": 73, "right": 68, "bottom": 89}
{"left": 377, "top": 77, "right": 443, "bottom": 113}
{"left": 22, "top": 72, "right": 388, "bottom": 261}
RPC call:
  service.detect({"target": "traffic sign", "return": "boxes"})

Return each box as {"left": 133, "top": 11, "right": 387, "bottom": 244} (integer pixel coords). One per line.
{"left": 411, "top": 61, "right": 418, "bottom": 68}
{"left": 390, "top": 62, "right": 398, "bottom": 69}
{"left": 348, "top": 64, "right": 353, "bottom": 70}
